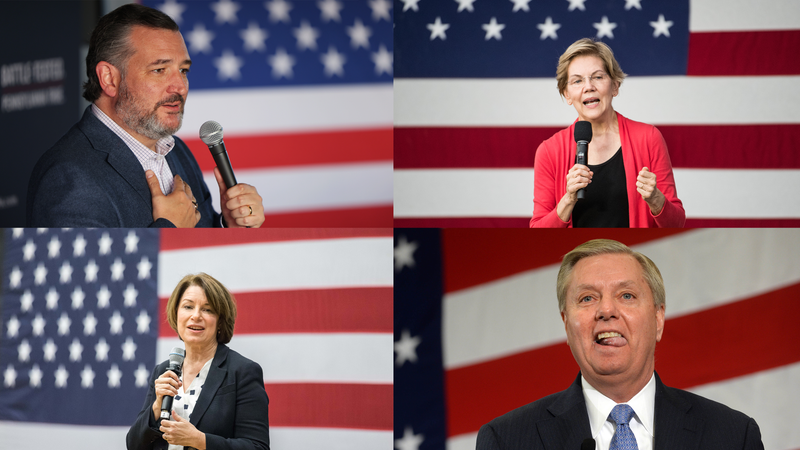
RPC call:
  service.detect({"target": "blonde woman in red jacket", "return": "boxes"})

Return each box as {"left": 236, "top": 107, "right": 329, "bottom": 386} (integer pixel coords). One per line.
{"left": 530, "top": 38, "right": 685, "bottom": 228}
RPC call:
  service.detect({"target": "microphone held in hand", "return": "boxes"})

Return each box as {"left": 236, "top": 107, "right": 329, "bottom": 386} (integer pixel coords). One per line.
{"left": 581, "top": 438, "right": 596, "bottom": 450}
{"left": 199, "top": 120, "right": 237, "bottom": 189}
{"left": 159, "top": 347, "right": 185, "bottom": 421}
{"left": 574, "top": 121, "right": 592, "bottom": 200}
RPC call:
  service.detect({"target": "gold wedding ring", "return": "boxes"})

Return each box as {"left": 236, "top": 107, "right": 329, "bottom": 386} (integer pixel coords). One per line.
{"left": 247, "top": 205, "right": 253, "bottom": 216}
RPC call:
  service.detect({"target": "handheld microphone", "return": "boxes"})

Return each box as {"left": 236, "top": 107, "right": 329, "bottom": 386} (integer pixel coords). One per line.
{"left": 199, "top": 121, "right": 237, "bottom": 189}
{"left": 581, "top": 438, "right": 596, "bottom": 450}
{"left": 574, "top": 121, "right": 592, "bottom": 200}
{"left": 159, "top": 347, "right": 185, "bottom": 421}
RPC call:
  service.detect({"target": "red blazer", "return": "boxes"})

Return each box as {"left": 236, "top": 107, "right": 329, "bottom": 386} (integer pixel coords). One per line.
{"left": 530, "top": 112, "right": 685, "bottom": 228}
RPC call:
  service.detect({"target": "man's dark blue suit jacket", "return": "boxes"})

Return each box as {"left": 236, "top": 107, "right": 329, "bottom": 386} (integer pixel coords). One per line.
{"left": 476, "top": 372, "right": 764, "bottom": 450}
{"left": 126, "top": 344, "right": 270, "bottom": 450}
{"left": 27, "top": 106, "right": 221, "bottom": 227}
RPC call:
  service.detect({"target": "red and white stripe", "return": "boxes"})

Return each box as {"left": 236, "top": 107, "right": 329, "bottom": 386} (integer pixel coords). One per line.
{"left": 175, "top": 84, "right": 393, "bottom": 227}
{"left": 394, "top": 0, "right": 800, "bottom": 227}
{"left": 158, "top": 229, "right": 393, "bottom": 449}
{"left": 0, "top": 229, "right": 393, "bottom": 450}
{"left": 439, "top": 229, "right": 800, "bottom": 450}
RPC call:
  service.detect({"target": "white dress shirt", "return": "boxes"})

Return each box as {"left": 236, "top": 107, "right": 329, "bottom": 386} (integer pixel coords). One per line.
{"left": 581, "top": 373, "right": 656, "bottom": 450}
{"left": 91, "top": 104, "right": 176, "bottom": 195}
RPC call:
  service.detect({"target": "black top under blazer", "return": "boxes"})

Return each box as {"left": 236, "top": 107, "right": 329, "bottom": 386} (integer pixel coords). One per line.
{"left": 476, "top": 372, "right": 763, "bottom": 450}
{"left": 126, "top": 344, "right": 269, "bottom": 450}
{"left": 27, "top": 105, "right": 221, "bottom": 228}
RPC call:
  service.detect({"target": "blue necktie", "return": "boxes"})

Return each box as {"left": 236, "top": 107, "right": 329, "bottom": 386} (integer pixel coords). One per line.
{"left": 609, "top": 404, "right": 639, "bottom": 450}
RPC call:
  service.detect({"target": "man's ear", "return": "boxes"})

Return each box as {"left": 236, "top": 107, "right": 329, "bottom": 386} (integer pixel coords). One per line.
{"left": 96, "top": 61, "right": 121, "bottom": 98}
{"left": 655, "top": 303, "right": 665, "bottom": 342}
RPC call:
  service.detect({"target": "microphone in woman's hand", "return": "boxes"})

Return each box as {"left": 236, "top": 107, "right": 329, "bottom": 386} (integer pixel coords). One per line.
{"left": 160, "top": 347, "right": 185, "bottom": 421}
{"left": 574, "top": 121, "right": 593, "bottom": 200}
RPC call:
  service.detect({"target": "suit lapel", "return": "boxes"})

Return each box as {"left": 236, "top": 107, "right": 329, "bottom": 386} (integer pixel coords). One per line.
{"left": 77, "top": 106, "right": 154, "bottom": 210}
{"left": 166, "top": 146, "right": 187, "bottom": 186}
{"left": 538, "top": 374, "right": 593, "bottom": 450}
{"left": 190, "top": 344, "right": 229, "bottom": 426}
{"left": 537, "top": 372, "right": 705, "bottom": 450}
{"left": 653, "top": 372, "right": 702, "bottom": 450}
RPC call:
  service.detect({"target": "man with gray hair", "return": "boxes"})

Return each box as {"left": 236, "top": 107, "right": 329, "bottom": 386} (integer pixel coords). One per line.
{"left": 27, "top": 3, "right": 264, "bottom": 228}
{"left": 477, "top": 239, "right": 763, "bottom": 450}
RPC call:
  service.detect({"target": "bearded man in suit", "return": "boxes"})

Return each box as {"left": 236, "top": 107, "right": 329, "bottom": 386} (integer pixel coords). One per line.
{"left": 476, "top": 239, "right": 763, "bottom": 450}
{"left": 27, "top": 3, "right": 264, "bottom": 228}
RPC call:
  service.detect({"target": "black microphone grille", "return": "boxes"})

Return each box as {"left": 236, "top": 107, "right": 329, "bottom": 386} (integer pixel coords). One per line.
{"left": 199, "top": 120, "right": 224, "bottom": 146}
{"left": 581, "top": 438, "right": 596, "bottom": 450}
{"left": 574, "top": 120, "right": 593, "bottom": 143}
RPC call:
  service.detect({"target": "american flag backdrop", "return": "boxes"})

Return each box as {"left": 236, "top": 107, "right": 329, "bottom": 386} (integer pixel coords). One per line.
{"left": 393, "top": 0, "right": 800, "bottom": 227}
{"left": 139, "top": 0, "right": 393, "bottom": 227}
{"left": 0, "top": 227, "right": 393, "bottom": 449}
{"left": 394, "top": 228, "right": 800, "bottom": 450}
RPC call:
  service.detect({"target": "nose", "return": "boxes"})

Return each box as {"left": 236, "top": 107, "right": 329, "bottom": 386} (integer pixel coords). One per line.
{"left": 595, "top": 297, "right": 618, "bottom": 321}
{"left": 168, "top": 69, "right": 189, "bottom": 97}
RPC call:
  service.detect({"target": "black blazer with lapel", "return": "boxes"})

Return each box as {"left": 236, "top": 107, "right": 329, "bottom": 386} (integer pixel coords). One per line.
{"left": 126, "top": 344, "right": 270, "bottom": 450}
{"left": 27, "top": 105, "right": 221, "bottom": 228}
{"left": 476, "top": 372, "right": 763, "bottom": 450}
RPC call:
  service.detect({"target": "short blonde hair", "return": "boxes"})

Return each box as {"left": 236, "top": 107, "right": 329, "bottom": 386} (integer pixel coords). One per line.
{"left": 166, "top": 273, "right": 237, "bottom": 344}
{"left": 556, "top": 239, "right": 665, "bottom": 313}
{"left": 556, "top": 38, "right": 627, "bottom": 98}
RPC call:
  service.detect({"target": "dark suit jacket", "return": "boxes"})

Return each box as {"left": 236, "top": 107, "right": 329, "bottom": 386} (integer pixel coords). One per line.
{"left": 126, "top": 344, "right": 269, "bottom": 450}
{"left": 27, "top": 105, "right": 221, "bottom": 227}
{"left": 477, "top": 372, "right": 763, "bottom": 450}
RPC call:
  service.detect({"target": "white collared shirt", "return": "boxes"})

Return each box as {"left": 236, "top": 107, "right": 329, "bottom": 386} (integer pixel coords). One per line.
{"left": 91, "top": 104, "right": 176, "bottom": 195}
{"left": 582, "top": 373, "right": 656, "bottom": 450}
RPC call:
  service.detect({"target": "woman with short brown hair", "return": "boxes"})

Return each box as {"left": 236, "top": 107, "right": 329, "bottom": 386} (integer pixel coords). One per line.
{"left": 127, "top": 273, "right": 270, "bottom": 450}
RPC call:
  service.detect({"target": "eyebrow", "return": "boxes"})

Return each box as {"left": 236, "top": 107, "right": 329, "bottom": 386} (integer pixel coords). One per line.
{"left": 148, "top": 58, "right": 192, "bottom": 67}
{"left": 574, "top": 280, "right": 640, "bottom": 292}
{"left": 179, "top": 298, "right": 212, "bottom": 308}
{"left": 569, "top": 70, "right": 606, "bottom": 78}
